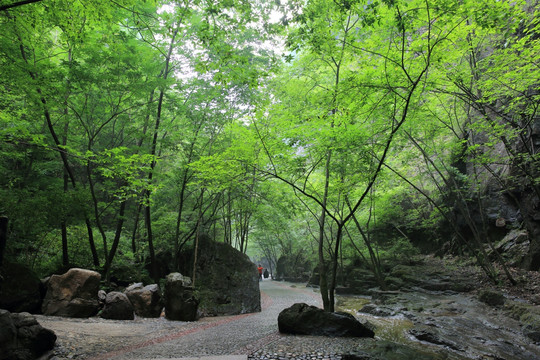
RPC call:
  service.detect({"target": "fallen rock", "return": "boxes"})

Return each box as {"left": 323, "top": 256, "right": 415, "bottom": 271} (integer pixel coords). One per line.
{"left": 0, "top": 309, "right": 56, "bottom": 360}
{"left": 100, "top": 291, "right": 134, "bottom": 320}
{"left": 41, "top": 268, "right": 101, "bottom": 318}
{"left": 358, "top": 304, "right": 394, "bottom": 317}
{"left": 164, "top": 272, "right": 199, "bottom": 321}
{"left": 278, "top": 303, "right": 375, "bottom": 337}
{"left": 125, "top": 283, "right": 162, "bottom": 318}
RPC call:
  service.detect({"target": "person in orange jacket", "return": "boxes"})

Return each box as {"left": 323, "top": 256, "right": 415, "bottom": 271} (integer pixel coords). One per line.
{"left": 257, "top": 264, "right": 263, "bottom": 281}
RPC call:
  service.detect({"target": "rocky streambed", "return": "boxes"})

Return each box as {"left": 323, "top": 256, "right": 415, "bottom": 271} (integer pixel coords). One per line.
{"left": 330, "top": 258, "right": 540, "bottom": 360}
{"left": 23, "top": 257, "right": 540, "bottom": 360}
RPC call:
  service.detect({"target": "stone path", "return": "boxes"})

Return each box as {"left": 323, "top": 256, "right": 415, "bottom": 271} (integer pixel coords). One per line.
{"left": 97, "top": 280, "right": 321, "bottom": 359}
{"left": 41, "top": 280, "right": 353, "bottom": 360}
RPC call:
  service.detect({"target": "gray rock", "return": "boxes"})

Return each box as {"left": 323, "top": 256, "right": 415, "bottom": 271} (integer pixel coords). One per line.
{"left": 100, "top": 291, "right": 134, "bottom": 320}
{"left": 409, "top": 328, "right": 461, "bottom": 351}
{"left": 278, "top": 303, "right": 375, "bottom": 337}
{"left": 188, "top": 235, "right": 260, "bottom": 316}
{"left": 41, "top": 268, "right": 101, "bottom": 318}
{"left": 358, "top": 304, "right": 394, "bottom": 317}
{"left": 0, "top": 309, "right": 56, "bottom": 360}
{"left": 125, "top": 283, "right": 162, "bottom": 318}
{"left": 164, "top": 272, "right": 199, "bottom": 321}
{"left": 98, "top": 289, "right": 107, "bottom": 304}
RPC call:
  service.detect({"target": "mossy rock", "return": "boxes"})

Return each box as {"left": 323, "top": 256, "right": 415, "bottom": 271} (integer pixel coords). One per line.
{"left": 477, "top": 289, "right": 505, "bottom": 306}
{"left": 448, "top": 281, "right": 474, "bottom": 293}
{"left": 520, "top": 312, "right": 540, "bottom": 342}
{"left": 505, "top": 301, "right": 540, "bottom": 342}
{"left": 384, "top": 276, "right": 405, "bottom": 290}
{"left": 186, "top": 235, "right": 261, "bottom": 316}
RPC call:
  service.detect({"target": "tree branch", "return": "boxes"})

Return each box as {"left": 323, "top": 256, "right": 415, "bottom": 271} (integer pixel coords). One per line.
{"left": 0, "top": 0, "right": 43, "bottom": 11}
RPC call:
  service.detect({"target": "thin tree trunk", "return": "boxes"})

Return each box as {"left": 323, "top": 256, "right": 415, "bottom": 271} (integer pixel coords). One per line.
{"left": 131, "top": 203, "right": 142, "bottom": 255}
{"left": 145, "top": 22, "right": 181, "bottom": 283}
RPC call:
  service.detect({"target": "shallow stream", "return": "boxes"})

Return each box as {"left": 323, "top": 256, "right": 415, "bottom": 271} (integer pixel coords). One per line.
{"left": 336, "top": 289, "right": 540, "bottom": 359}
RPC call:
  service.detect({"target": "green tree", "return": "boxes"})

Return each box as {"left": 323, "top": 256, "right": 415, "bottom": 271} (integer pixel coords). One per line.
{"left": 256, "top": 0, "right": 454, "bottom": 311}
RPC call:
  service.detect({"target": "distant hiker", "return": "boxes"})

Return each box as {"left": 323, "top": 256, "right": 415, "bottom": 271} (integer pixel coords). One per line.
{"left": 257, "top": 265, "right": 263, "bottom": 281}
{"left": 263, "top": 269, "right": 269, "bottom": 279}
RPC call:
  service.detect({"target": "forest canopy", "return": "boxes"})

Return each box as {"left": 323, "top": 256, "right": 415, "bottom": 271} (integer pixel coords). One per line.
{"left": 1, "top": 0, "right": 539, "bottom": 311}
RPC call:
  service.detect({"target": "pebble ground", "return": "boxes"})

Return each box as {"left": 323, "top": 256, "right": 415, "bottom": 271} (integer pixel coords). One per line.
{"left": 40, "top": 280, "right": 364, "bottom": 360}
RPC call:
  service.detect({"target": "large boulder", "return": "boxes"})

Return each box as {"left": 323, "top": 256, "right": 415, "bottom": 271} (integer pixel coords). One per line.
{"left": 0, "top": 262, "right": 42, "bottom": 313}
{"left": 276, "top": 254, "right": 312, "bottom": 282}
{"left": 164, "top": 273, "right": 199, "bottom": 321}
{"left": 41, "top": 268, "right": 101, "bottom": 318}
{"left": 0, "top": 309, "right": 56, "bottom": 360}
{"left": 125, "top": 283, "right": 162, "bottom": 318}
{"left": 183, "top": 235, "right": 260, "bottom": 316}
{"left": 278, "top": 303, "right": 375, "bottom": 337}
{"left": 99, "top": 291, "right": 134, "bottom": 320}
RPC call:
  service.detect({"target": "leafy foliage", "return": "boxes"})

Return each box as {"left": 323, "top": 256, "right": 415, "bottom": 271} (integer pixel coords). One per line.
{"left": 0, "top": 0, "right": 538, "bottom": 295}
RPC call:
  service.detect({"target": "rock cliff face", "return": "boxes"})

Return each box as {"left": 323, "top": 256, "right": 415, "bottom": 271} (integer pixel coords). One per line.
{"left": 180, "top": 235, "right": 260, "bottom": 316}
{"left": 449, "top": 113, "right": 540, "bottom": 270}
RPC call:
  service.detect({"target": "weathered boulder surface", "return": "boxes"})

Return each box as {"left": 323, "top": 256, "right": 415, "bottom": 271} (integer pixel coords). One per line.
{"left": 41, "top": 268, "right": 101, "bottom": 318}
{"left": 488, "top": 229, "right": 530, "bottom": 266}
{"left": 164, "top": 273, "right": 199, "bottom": 321}
{"left": 100, "top": 291, "right": 134, "bottom": 320}
{"left": 0, "top": 262, "right": 42, "bottom": 313}
{"left": 183, "top": 235, "right": 260, "bottom": 316}
{"left": 0, "top": 309, "right": 56, "bottom": 360}
{"left": 125, "top": 283, "right": 162, "bottom": 318}
{"left": 278, "top": 303, "right": 375, "bottom": 337}
{"left": 276, "top": 254, "right": 312, "bottom": 282}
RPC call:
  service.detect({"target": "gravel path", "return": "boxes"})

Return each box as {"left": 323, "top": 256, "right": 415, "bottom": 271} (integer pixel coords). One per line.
{"left": 38, "top": 281, "right": 364, "bottom": 360}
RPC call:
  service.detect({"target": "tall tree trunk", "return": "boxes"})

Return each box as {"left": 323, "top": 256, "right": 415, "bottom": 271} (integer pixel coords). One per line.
{"left": 131, "top": 203, "right": 142, "bottom": 255}
{"left": 61, "top": 161, "right": 69, "bottom": 268}
{"left": 85, "top": 219, "right": 100, "bottom": 267}
{"left": 192, "top": 191, "right": 204, "bottom": 286}
{"left": 0, "top": 216, "right": 8, "bottom": 267}
{"left": 318, "top": 149, "right": 332, "bottom": 312}
{"left": 327, "top": 223, "right": 344, "bottom": 312}
{"left": 103, "top": 200, "right": 127, "bottom": 279}
{"left": 87, "top": 161, "right": 108, "bottom": 265}
{"left": 61, "top": 64, "right": 71, "bottom": 269}
{"left": 14, "top": 27, "right": 100, "bottom": 267}
{"left": 145, "top": 23, "right": 181, "bottom": 283}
